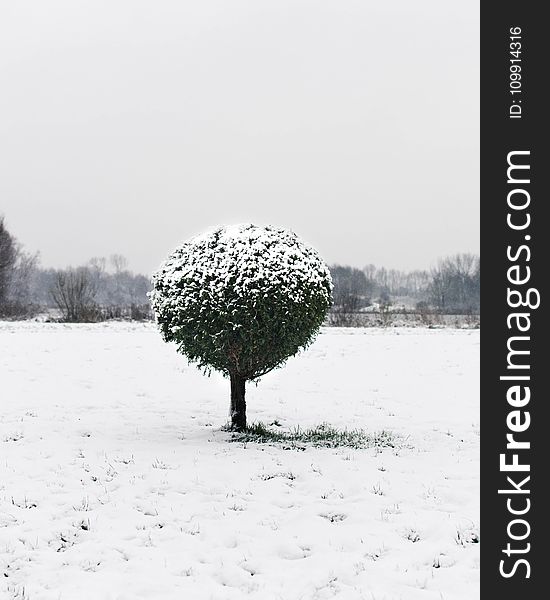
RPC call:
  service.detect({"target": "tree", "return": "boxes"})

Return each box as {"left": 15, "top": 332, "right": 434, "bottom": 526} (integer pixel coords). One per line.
{"left": 0, "top": 217, "right": 17, "bottom": 306}
{"left": 50, "top": 267, "right": 99, "bottom": 321}
{"left": 330, "top": 265, "right": 371, "bottom": 311}
{"left": 0, "top": 217, "right": 38, "bottom": 316}
{"left": 109, "top": 253, "right": 128, "bottom": 275}
{"left": 7, "top": 250, "right": 38, "bottom": 307}
{"left": 150, "top": 224, "right": 333, "bottom": 430}
{"left": 428, "top": 253, "right": 480, "bottom": 313}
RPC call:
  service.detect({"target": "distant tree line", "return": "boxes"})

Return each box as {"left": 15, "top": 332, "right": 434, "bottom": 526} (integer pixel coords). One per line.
{"left": 1, "top": 216, "right": 479, "bottom": 322}
{"left": 330, "top": 254, "right": 480, "bottom": 317}
{"left": 0, "top": 217, "right": 151, "bottom": 321}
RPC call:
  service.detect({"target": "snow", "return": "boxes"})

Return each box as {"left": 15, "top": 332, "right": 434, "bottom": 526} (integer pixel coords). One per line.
{"left": 0, "top": 322, "right": 479, "bottom": 600}
{"left": 150, "top": 224, "right": 332, "bottom": 321}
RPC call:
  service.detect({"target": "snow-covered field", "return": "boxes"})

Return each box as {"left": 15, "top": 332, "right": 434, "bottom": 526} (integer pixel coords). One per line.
{"left": 0, "top": 323, "right": 479, "bottom": 600}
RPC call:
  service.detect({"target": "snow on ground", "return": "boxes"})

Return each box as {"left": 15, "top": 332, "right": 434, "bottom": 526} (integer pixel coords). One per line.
{"left": 0, "top": 323, "right": 479, "bottom": 600}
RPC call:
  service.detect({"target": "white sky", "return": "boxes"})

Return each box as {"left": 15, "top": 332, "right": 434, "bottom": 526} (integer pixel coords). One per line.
{"left": 0, "top": 0, "right": 479, "bottom": 274}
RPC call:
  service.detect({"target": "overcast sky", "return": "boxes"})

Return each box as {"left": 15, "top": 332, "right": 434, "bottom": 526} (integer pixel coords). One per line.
{"left": 0, "top": 0, "right": 479, "bottom": 274}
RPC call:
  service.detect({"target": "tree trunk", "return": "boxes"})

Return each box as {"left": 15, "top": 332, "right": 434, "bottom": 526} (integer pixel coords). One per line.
{"left": 230, "top": 373, "right": 247, "bottom": 431}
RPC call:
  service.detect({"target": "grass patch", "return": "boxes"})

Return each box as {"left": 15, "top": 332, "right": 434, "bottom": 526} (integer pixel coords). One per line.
{"left": 225, "top": 422, "right": 404, "bottom": 450}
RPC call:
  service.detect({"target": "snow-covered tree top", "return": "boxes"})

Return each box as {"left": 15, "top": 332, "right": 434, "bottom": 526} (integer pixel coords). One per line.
{"left": 151, "top": 224, "right": 332, "bottom": 306}
{"left": 149, "top": 224, "right": 333, "bottom": 378}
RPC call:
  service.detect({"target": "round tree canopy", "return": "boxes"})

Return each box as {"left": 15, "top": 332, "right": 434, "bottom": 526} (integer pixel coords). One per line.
{"left": 150, "top": 224, "right": 333, "bottom": 380}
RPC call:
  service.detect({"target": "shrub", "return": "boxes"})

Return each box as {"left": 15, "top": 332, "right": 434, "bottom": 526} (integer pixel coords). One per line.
{"left": 50, "top": 267, "right": 100, "bottom": 322}
{"left": 149, "top": 224, "right": 333, "bottom": 430}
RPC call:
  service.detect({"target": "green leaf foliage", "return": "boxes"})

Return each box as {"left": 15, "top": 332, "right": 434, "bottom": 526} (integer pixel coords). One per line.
{"left": 149, "top": 224, "right": 333, "bottom": 380}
